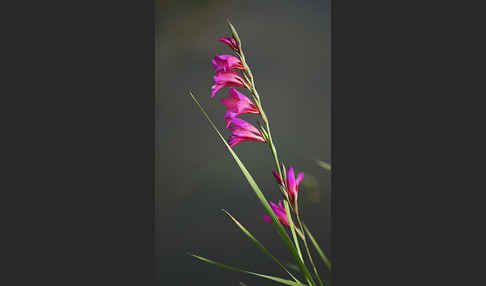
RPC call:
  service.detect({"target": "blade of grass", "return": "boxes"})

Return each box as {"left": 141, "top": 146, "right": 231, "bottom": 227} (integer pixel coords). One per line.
{"left": 316, "top": 160, "right": 331, "bottom": 172}
{"left": 303, "top": 224, "right": 332, "bottom": 271}
{"left": 222, "top": 209, "right": 301, "bottom": 283}
{"left": 296, "top": 188, "right": 323, "bottom": 286}
{"left": 296, "top": 214, "right": 323, "bottom": 286}
{"left": 284, "top": 201, "right": 303, "bottom": 261}
{"left": 287, "top": 263, "right": 300, "bottom": 272}
{"left": 189, "top": 91, "right": 315, "bottom": 284}
{"left": 190, "top": 254, "right": 308, "bottom": 286}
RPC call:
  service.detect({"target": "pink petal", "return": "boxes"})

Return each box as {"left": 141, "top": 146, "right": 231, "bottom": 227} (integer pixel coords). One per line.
{"left": 211, "top": 72, "right": 246, "bottom": 98}
{"left": 223, "top": 110, "right": 237, "bottom": 128}
{"left": 227, "top": 118, "right": 265, "bottom": 147}
{"left": 296, "top": 172, "right": 305, "bottom": 186}
{"left": 218, "top": 37, "right": 239, "bottom": 51}
{"left": 229, "top": 88, "right": 258, "bottom": 112}
{"left": 269, "top": 201, "right": 278, "bottom": 209}
{"left": 262, "top": 214, "right": 272, "bottom": 223}
{"left": 228, "top": 135, "right": 264, "bottom": 147}
{"left": 211, "top": 83, "right": 224, "bottom": 98}
{"left": 286, "top": 167, "right": 296, "bottom": 192}
{"left": 230, "top": 127, "right": 264, "bottom": 142}
{"left": 212, "top": 55, "right": 244, "bottom": 73}
{"left": 272, "top": 170, "right": 283, "bottom": 185}
{"left": 228, "top": 135, "right": 246, "bottom": 147}
{"left": 216, "top": 55, "right": 243, "bottom": 67}
{"left": 274, "top": 201, "right": 286, "bottom": 217}
{"left": 213, "top": 71, "right": 244, "bottom": 84}
{"left": 228, "top": 87, "right": 249, "bottom": 102}
{"left": 220, "top": 95, "right": 239, "bottom": 111}
{"left": 266, "top": 201, "right": 290, "bottom": 227}
{"left": 230, "top": 118, "right": 260, "bottom": 134}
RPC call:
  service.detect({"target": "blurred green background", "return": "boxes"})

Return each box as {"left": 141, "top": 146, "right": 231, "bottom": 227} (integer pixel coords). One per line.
{"left": 156, "top": 0, "right": 330, "bottom": 284}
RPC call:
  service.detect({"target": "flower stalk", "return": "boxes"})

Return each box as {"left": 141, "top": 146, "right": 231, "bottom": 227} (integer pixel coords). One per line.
{"left": 189, "top": 20, "right": 331, "bottom": 286}
{"left": 226, "top": 20, "right": 283, "bottom": 179}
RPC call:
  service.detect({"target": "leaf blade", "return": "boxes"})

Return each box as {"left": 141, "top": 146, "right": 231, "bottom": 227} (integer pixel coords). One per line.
{"left": 190, "top": 254, "right": 308, "bottom": 286}
{"left": 316, "top": 160, "right": 331, "bottom": 172}
{"left": 189, "top": 91, "right": 315, "bottom": 284}
{"left": 222, "top": 209, "right": 301, "bottom": 283}
{"left": 284, "top": 201, "right": 303, "bottom": 262}
{"left": 303, "top": 224, "right": 332, "bottom": 271}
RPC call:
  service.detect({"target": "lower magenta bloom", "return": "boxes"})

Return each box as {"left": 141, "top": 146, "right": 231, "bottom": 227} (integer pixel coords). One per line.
{"left": 272, "top": 166, "right": 304, "bottom": 205}
{"left": 228, "top": 117, "right": 265, "bottom": 147}
{"left": 262, "top": 201, "right": 290, "bottom": 227}
{"left": 220, "top": 87, "right": 259, "bottom": 127}
{"left": 211, "top": 71, "right": 247, "bottom": 98}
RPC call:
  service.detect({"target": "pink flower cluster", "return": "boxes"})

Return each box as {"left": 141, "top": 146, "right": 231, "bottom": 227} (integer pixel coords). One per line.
{"left": 262, "top": 201, "right": 290, "bottom": 227}
{"left": 264, "top": 166, "right": 304, "bottom": 228}
{"left": 211, "top": 37, "right": 264, "bottom": 147}
{"left": 210, "top": 35, "right": 304, "bottom": 230}
{"left": 272, "top": 166, "right": 304, "bottom": 206}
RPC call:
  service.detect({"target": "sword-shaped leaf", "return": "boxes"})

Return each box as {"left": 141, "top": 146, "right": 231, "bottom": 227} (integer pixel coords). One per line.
{"left": 222, "top": 209, "right": 301, "bottom": 283}
{"left": 190, "top": 254, "right": 308, "bottom": 286}
{"left": 316, "top": 161, "right": 331, "bottom": 172}
{"left": 189, "top": 91, "right": 315, "bottom": 284}
{"left": 303, "top": 224, "right": 332, "bottom": 271}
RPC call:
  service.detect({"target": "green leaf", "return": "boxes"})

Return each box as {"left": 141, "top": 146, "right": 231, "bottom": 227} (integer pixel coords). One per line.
{"left": 222, "top": 209, "right": 301, "bottom": 283}
{"left": 316, "top": 160, "right": 331, "bottom": 172}
{"left": 190, "top": 254, "right": 308, "bottom": 286}
{"left": 189, "top": 91, "right": 315, "bottom": 284}
{"left": 287, "top": 263, "right": 300, "bottom": 272}
{"left": 303, "top": 224, "right": 332, "bottom": 271}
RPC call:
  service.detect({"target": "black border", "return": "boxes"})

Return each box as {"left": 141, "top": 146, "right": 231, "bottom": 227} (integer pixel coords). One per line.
{"left": 7, "top": 1, "right": 155, "bottom": 285}
{"left": 331, "top": 0, "right": 477, "bottom": 285}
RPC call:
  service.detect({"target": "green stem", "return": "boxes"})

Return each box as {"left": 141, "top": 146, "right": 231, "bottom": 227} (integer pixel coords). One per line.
{"left": 232, "top": 23, "right": 283, "bottom": 181}
{"left": 245, "top": 74, "right": 282, "bottom": 179}
{"left": 296, "top": 212, "right": 323, "bottom": 286}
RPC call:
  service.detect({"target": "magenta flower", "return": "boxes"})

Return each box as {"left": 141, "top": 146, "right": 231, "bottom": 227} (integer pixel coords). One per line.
{"left": 272, "top": 166, "right": 304, "bottom": 205}
{"left": 218, "top": 37, "right": 239, "bottom": 51}
{"left": 211, "top": 71, "right": 247, "bottom": 98}
{"left": 262, "top": 201, "right": 291, "bottom": 227}
{"left": 220, "top": 87, "right": 259, "bottom": 127}
{"left": 212, "top": 55, "right": 244, "bottom": 73}
{"left": 228, "top": 117, "right": 265, "bottom": 147}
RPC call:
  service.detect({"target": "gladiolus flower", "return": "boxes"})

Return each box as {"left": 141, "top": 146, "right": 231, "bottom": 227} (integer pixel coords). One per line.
{"left": 212, "top": 55, "right": 244, "bottom": 73}
{"left": 220, "top": 87, "right": 259, "bottom": 127}
{"left": 211, "top": 71, "right": 247, "bottom": 98}
{"left": 218, "top": 37, "right": 239, "bottom": 51}
{"left": 228, "top": 117, "right": 265, "bottom": 147}
{"left": 272, "top": 166, "right": 304, "bottom": 205}
{"left": 262, "top": 201, "right": 292, "bottom": 227}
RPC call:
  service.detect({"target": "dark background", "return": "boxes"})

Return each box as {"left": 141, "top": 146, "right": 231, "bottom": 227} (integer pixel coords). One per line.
{"left": 156, "top": 0, "right": 330, "bottom": 285}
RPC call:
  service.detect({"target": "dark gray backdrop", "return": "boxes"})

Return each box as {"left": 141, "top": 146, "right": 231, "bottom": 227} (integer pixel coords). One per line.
{"left": 156, "top": 0, "right": 330, "bottom": 284}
